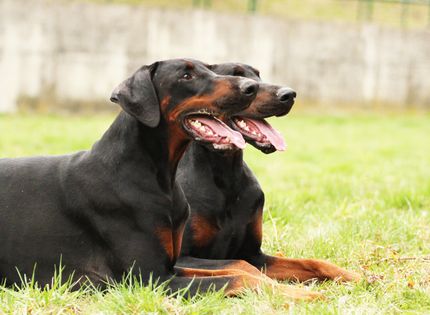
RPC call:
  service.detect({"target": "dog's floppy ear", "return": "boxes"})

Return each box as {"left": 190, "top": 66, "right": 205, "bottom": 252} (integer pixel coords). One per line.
{"left": 110, "top": 62, "right": 160, "bottom": 128}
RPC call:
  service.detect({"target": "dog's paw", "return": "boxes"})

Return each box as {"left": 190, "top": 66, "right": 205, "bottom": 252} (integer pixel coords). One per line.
{"left": 278, "top": 284, "right": 324, "bottom": 301}
{"left": 333, "top": 269, "right": 362, "bottom": 283}
{"left": 311, "top": 260, "right": 361, "bottom": 283}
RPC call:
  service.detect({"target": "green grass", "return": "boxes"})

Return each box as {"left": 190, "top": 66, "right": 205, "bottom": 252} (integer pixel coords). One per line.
{"left": 1, "top": 111, "right": 430, "bottom": 314}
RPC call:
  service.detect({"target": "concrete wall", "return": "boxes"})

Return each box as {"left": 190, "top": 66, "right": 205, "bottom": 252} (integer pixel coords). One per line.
{"left": 1, "top": 0, "right": 429, "bottom": 112}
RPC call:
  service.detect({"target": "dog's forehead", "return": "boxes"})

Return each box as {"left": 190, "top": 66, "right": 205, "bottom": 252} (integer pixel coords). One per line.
{"left": 156, "top": 59, "right": 210, "bottom": 74}
{"left": 242, "top": 65, "right": 260, "bottom": 80}
{"left": 212, "top": 63, "right": 260, "bottom": 81}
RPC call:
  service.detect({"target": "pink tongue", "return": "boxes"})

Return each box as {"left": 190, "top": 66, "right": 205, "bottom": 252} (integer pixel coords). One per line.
{"left": 197, "top": 117, "right": 246, "bottom": 149}
{"left": 245, "top": 118, "right": 286, "bottom": 151}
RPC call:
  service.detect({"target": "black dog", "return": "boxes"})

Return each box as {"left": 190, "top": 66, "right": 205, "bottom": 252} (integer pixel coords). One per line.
{"left": 0, "top": 59, "right": 278, "bottom": 295}
{"left": 177, "top": 63, "right": 360, "bottom": 283}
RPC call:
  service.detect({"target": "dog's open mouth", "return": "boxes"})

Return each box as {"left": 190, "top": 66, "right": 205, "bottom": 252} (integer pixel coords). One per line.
{"left": 184, "top": 115, "right": 246, "bottom": 150}
{"left": 232, "top": 117, "right": 286, "bottom": 151}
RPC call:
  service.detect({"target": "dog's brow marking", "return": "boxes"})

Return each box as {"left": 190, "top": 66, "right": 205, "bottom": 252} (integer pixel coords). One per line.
{"left": 233, "top": 66, "right": 245, "bottom": 76}
{"left": 185, "top": 61, "right": 195, "bottom": 70}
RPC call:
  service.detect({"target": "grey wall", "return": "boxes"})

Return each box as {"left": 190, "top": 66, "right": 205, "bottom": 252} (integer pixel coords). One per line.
{"left": 1, "top": 0, "right": 429, "bottom": 112}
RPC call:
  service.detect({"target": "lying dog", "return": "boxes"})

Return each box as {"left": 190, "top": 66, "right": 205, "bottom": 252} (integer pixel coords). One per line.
{"left": 177, "top": 63, "right": 360, "bottom": 283}
{"left": 0, "top": 59, "right": 284, "bottom": 296}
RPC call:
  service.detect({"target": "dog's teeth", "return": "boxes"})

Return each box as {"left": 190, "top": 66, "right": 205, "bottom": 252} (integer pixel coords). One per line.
{"left": 237, "top": 120, "right": 251, "bottom": 132}
{"left": 190, "top": 120, "right": 200, "bottom": 127}
{"left": 213, "top": 143, "right": 232, "bottom": 150}
{"left": 238, "top": 120, "right": 247, "bottom": 128}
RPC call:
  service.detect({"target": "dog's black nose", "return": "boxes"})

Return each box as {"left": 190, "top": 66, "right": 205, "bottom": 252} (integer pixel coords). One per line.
{"left": 277, "top": 88, "right": 296, "bottom": 103}
{"left": 239, "top": 79, "right": 258, "bottom": 97}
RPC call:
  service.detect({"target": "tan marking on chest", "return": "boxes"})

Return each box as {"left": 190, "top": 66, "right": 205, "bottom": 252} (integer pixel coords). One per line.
{"left": 191, "top": 214, "right": 219, "bottom": 247}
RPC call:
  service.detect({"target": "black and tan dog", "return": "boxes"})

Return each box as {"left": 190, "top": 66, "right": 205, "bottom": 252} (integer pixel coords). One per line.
{"left": 0, "top": 58, "right": 290, "bottom": 296}
{"left": 177, "top": 63, "right": 360, "bottom": 283}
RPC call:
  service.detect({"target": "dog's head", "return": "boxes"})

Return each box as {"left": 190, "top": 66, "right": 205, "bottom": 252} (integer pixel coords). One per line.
{"left": 210, "top": 63, "right": 296, "bottom": 154}
{"left": 111, "top": 59, "right": 259, "bottom": 151}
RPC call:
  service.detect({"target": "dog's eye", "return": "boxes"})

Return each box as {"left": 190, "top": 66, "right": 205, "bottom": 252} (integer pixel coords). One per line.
{"left": 182, "top": 73, "right": 193, "bottom": 80}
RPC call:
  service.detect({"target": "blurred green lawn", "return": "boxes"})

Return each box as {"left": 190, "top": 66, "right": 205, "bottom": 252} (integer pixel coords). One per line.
{"left": 0, "top": 111, "right": 430, "bottom": 313}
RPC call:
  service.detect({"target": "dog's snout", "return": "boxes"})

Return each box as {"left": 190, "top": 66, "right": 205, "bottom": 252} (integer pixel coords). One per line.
{"left": 277, "top": 88, "right": 296, "bottom": 103}
{"left": 239, "top": 79, "right": 258, "bottom": 97}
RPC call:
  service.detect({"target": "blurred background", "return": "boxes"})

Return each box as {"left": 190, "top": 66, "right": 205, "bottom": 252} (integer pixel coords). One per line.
{"left": 1, "top": 0, "right": 429, "bottom": 113}
{"left": 1, "top": 4, "right": 430, "bottom": 311}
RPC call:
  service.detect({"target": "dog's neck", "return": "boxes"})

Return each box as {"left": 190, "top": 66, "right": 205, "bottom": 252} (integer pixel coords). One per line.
{"left": 92, "top": 111, "right": 190, "bottom": 190}
{"left": 183, "top": 142, "right": 245, "bottom": 188}
{"left": 206, "top": 145, "right": 244, "bottom": 173}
